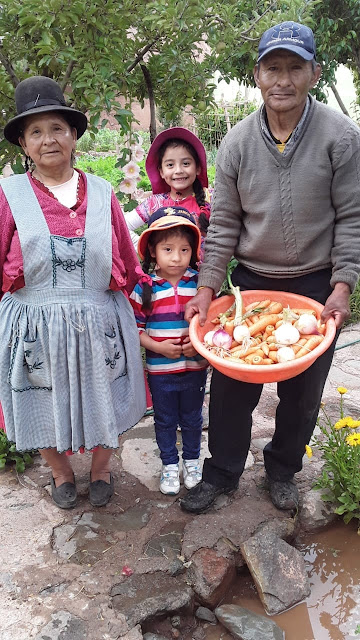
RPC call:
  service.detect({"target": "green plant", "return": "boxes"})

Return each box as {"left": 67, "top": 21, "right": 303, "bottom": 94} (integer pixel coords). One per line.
{"left": 195, "top": 98, "right": 258, "bottom": 150}
{"left": 311, "top": 387, "right": 360, "bottom": 531}
{"left": 0, "top": 429, "right": 35, "bottom": 472}
{"left": 348, "top": 278, "right": 360, "bottom": 325}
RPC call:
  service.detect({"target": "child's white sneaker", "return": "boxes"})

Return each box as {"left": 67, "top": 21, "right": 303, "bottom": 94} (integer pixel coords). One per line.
{"left": 183, "top": 459, "right": 202, "bottom": 490}
{"left": 160, "top": 463, "right": 180, "bottom": 495}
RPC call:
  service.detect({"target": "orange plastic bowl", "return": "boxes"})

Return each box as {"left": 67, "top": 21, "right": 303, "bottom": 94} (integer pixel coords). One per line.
{"left": 189, "top": 290, "right": 336, "bottom": 384}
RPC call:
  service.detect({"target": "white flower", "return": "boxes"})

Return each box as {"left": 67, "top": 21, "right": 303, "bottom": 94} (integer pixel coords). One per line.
{"left": 119, "top": 177, "right": 137, "bottom": 194}
{"left": 123, "top": 161, "right": 140, "bottom": 178}
{"left": 132, "top": 145, "right": 145, "bottom": 162}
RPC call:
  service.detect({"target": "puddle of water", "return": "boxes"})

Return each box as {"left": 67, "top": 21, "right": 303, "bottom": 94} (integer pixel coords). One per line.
{"left": 206, "top": 521, "right": 360, "bottom": 640}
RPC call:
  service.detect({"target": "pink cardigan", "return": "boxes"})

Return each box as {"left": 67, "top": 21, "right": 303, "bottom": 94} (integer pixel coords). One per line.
{"left": 0, "top": 170, "right": 144, "bottom": 299}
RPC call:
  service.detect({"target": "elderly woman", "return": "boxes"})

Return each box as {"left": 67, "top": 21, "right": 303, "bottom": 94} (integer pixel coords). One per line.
{"left": 0, "top": 76, "right": 146, "bottom": 508}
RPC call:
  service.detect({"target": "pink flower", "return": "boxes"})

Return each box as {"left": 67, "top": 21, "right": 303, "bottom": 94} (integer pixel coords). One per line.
{"left": 123, "top": 161, "right": 140, "bottom": 179}
{"left": 119, "top": 177, "right": 137, "bottom": 194}
{"left": 132, "top": 145, "right": 145, "bottom": 162}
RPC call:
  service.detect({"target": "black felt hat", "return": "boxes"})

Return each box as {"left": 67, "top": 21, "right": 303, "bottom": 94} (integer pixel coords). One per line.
{"left": 4, "top": 76, "right": 88, "bottom": 146}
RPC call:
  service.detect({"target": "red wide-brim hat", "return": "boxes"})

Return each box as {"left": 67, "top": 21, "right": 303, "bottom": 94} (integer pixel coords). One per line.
{"left": 145, "top": 127, "right": 208, "bottom": 195}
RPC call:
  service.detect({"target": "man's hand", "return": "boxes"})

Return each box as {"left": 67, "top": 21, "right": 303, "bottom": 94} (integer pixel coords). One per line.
{"left": 321, "top": 282, "right": 351, "bottom": 328}
{"left": 184, "top": 287, "right": 214, "bottom": 326}
{"left": 182, "top": 336, "right": 197, "bottom": 357}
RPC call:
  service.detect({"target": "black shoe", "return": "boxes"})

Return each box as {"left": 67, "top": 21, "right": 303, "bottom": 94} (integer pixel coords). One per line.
{"left": 89, "top": 472, "right": 114, "bottom": 507}
{"left": 180, "top": 480, "right": 236, "bottom": 514}
{"left": 266, "top": 475, "right": 299, "bottom": 510}
{"left": 50, "top": 475, "right": 77, "bottom": 509}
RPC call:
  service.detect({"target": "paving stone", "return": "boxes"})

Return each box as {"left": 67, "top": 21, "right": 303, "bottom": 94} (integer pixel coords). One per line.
{"left": 241, "top": 531, "right": 310, "bottom": 615}
{"left": 34, "top": 610, "right": 87, "bottom": 640}
{"left": 111, "top": 573, "right": 193, "bottom": 627}
{"left": 215, "top": 604, "right": 285, "bottom": 640}
{"left": 186, "top": 547, "right": 236, "bottom": 608}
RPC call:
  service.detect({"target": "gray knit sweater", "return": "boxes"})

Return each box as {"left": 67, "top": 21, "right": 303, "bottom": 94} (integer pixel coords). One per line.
{"left": 199, "top": 96, "right": 360, "bottom": 293}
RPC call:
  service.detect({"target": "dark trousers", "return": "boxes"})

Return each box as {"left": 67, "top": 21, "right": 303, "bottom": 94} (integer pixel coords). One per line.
{"left": 202, "top": 265, "right": 338, "bottom": 488}
{"left": 148, "top": 369, "right": 207, "bottom": 465}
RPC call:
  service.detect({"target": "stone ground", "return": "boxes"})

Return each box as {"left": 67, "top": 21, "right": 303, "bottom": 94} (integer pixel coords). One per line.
{"left": 1, "top": 324, "right": 360, "bottom": 640}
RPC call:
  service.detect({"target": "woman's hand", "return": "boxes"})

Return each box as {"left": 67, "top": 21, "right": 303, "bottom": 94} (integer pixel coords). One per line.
{"left": 185, "top": 287, "right": 214, "bottom": 326}
{"left": 181, "top": 336, "right": 197, "bottom": 357}
{"left": 321, "top": 282, "right": 351, "bottom": 328}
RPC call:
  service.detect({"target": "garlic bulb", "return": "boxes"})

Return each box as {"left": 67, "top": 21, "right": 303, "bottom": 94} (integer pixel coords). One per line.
{"left": 233, "top": 324, "right": 250, "bottom": 343}
{"left": 295, "top": 313, "right": 319, "bottom": 335}
{"left": 277, "top": 346, "right": 296, "bottom": 363}
{"left": 274, "top": 322, "right": 300, "bottom": 346}
{"left": 204, "top": 330, "right": 217, "bottom": 346}
{"left": 212, "top": 328, "right": 232, "bottom": 350}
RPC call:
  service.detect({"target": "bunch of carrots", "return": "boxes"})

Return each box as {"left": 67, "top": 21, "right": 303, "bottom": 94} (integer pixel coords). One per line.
{"left": 204, "top": 297, "right": 325, "bottom": 365}
{"left": 202, "top": 275, "right": 326, "bottom": 366}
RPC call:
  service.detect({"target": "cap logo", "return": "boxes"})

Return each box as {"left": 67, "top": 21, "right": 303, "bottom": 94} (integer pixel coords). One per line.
{"left": 164, "top": 206, "right": 191, "bottom": 218}
{"left": 266, "top": 23, "right": 305, "bottom": 48}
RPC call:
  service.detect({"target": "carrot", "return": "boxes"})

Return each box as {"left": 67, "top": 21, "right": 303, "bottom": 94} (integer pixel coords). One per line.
{"left": 268, "top": 350, "right": 278, "bottom": 363}
{"left": 292, "top": 338, "right": 308, "bottom": 354}
{"left": 266, "top": 302, "right": 283, "bottom": 314}
{"left": 295, "top": 335, "right": 324, "bottom": 359}
{"left": 261, "top": 358, "right": 274, "bottom": 365}
{"left": 249, "top": 314, "right": 281, "bottom": 337}
{"left": 263, "top": 325, "right": 275, "bottom": 340}
{"left": 245, "top": 354, "right": 263, "bottom": 365}
{"left": 245, "top": 318, "right": 253, "bottom": 327}
{"left": 262, "top": 343, "right": 270, "bottom": 356}
{"left": 244, "top": 301, "right": 260, "bottom": 311}
{"left": 291, "top": 308, "right": 317, "bottom": 316}
{"left": 224, "top": 320, "right": 234, "bottom": 336}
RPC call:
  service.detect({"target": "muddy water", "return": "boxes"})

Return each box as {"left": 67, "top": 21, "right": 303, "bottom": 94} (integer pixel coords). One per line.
{"left": 205, "top": 521, "right": 360, "bottom": 640}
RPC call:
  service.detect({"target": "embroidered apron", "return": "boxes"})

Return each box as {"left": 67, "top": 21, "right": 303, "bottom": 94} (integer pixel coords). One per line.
{"left": 0, "top": 173, "right": 146, "bottom": 452}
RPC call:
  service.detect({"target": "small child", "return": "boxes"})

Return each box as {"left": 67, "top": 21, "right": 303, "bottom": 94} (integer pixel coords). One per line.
{"left": 130, "top": 206, "right": 208, "bottom": 495}
{"left": 125, "top": 127, "right": 211, "bottom": 257}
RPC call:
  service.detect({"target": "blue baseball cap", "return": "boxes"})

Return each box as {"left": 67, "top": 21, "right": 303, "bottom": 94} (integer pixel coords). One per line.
{"left": 258, "top": 21, "right": 316, "bottom": 63}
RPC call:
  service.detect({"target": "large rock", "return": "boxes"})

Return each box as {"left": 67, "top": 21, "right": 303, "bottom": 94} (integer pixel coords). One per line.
{"left": 241, "top": 531, "right": 310, "bottom": 615}
{"left": 186, "top": 548, "right": 236, "bottom": 608}
{"left": 215, "top": 604, "right": 284, "bottom": 640}
{"left": 111, "top": 573, "right": 193, "bottom": 627}
{"left": 299, "top": 489, "right": 337, "bottom": 532}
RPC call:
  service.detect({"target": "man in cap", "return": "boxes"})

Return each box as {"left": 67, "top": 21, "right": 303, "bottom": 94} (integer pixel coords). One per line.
{"left": 181, "top": 21, "right": 360, "bottom": 514}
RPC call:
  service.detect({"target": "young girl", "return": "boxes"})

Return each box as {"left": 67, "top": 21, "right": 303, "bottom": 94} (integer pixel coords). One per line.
{"left": 130, "top": 206, "right": 208, "bottom": 495}
{"left": 125, "top": 127, "right": 211, "bottom": 257}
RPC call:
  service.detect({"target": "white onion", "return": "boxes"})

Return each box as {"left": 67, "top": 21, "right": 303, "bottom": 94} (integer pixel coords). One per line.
{"left": 277, "top": 346, "right": 296, "bottom": 363}
{"left": 204, "top": 330, "right": 217, "bottom": 346}
{"left": 295, "top": 313, "right": 319, "bottom": 335}
{"left": 274, "top": 322, "right": 300, "bottom": 346}
{"left": 212, "top": 328, "right": 232, "bottom": 350}
{"left": 233, "top": 324, "right": 250, "bottom": 343}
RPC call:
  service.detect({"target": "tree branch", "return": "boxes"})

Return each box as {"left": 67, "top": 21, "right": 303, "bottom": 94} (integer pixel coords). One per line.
{"left": 0, "top": 51, "right": 20, "bottom": 87}
{"left": 330, "top": 82, "right": 350, "bottom": 117}
{"left": 140, "top": 63, "right": 157, "bottom": 142}
{"left": 60, "top": 60, "right": 76, "bottom": 92}
{"left": 240, "top": 2, "right": 277, "bottom": 37}
{"left": 127, "top": 38, "right": 160, "bottom": 73}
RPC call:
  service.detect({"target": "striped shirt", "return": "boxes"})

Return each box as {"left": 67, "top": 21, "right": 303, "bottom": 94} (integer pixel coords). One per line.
{"left": 130, "top": 268, "right": 208, "bottom": 374}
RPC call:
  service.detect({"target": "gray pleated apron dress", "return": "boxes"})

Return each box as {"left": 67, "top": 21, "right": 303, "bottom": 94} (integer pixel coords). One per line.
{"left": 0, "top": 173, "right": 146, "bottom": 452}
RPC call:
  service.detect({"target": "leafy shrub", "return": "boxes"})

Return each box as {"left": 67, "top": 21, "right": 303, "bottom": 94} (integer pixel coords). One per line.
{"left": 195, "top": 98, "right": 258, "bottom": 149}
{"left": 312, "top": 387, "right": 360, "bottom": 530}
{"left": 0, "top": 429, "right": 36, "bottom": 473}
